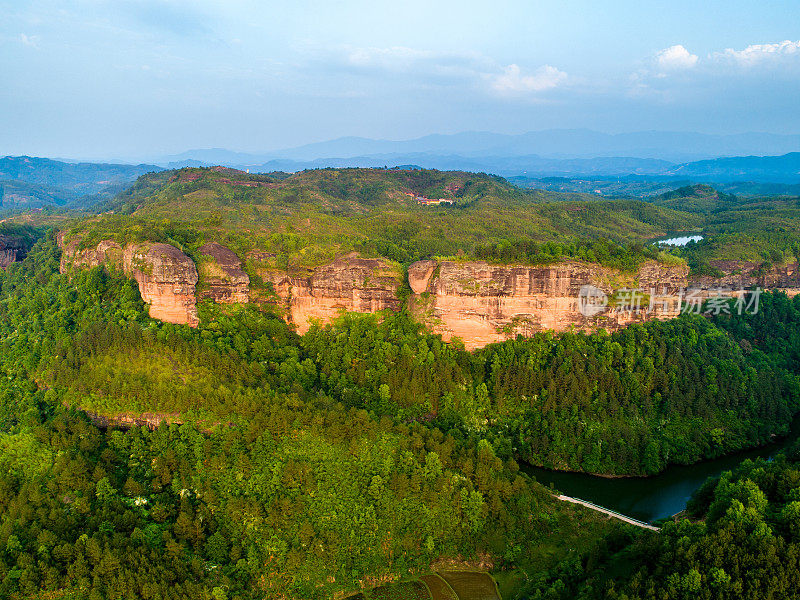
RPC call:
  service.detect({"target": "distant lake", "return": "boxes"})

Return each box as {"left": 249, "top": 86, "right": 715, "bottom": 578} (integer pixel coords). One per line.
{"left": 656, "top": 235, "right": 703, "bottom": 247}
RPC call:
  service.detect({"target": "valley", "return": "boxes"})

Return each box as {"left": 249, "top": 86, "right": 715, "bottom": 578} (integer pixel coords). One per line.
{"left": 7, "top": 3, "right": 800, "bottom": 597}
{"left": 1, "top": 166, "right": 800, "bottom": 600}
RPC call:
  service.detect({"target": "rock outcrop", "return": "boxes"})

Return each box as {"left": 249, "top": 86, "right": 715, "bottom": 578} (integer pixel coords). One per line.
{"left": 256, "top": 254, "right": 403, "bottom": 334}
{"left": 689, "top": 259, "right": 800, "bottom": 290}
{"left": 61, "top": 230, "right": 800, "bottom": 348}
{"left": 0, "top": 235, "right": 26, "bottom": 268}
{"left": 125, "top": 243, "right": 199, "bottom": 326}
{"left": 59, "top": 235, "right": 400, "bottom": 332}
{"left": 60, "top": 236, "right": 200, "bottom": 326}
{"left": 87, "top": 411, "right": 182, "bottom": 431}
{"left": 197, "top": 242, "right": 250, "bottom": 304}
{"left": 58, "top": 235, "right": 124, "bottom": 271}
{"left": 409, "top": 259, "right": 689, "bottom": 349}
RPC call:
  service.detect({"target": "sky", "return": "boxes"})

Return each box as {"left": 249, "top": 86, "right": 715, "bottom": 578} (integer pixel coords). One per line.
{"left": 3, "top": 0, "right": 800, "bottom": 159}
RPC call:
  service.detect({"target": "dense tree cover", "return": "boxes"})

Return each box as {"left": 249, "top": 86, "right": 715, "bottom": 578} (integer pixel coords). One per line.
{"left": 680, "top": 196, "right": 800, "bottom": 270}
{"left": 0, "top": 233, "right": 610, "bottom": 599}
{"left": 480, "top": 306, "right": 800, "bottom": 474}
{"left": 648, "top": 184, "right": 739, "bottom": 214}
{"left": 6, "top": 170, "right": 800, "bottom": 598}
{"left": 18, "top": 168, "right": 800, "bottom": 280}
{"left": 61, "top": 167, "right": 698, "bottom": 273}
{"left": 9, "top": 233, "right": 800, "bottom": 479}
{"left": 473, "top": 238, "right": 675, "bottom": 272}
{"left": 0, "top": 223, "right": 40, "bottom": 248}
{"left": 302, "top": 299, "right": 800, "bottom": 475}
{"left": 511, "top": 176, "right": 800, "bottom": 198}
{"left": 518, "top": 447, "right": 800, "bottom": 599}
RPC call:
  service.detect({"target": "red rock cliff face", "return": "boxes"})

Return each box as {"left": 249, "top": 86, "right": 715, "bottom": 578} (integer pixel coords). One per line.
{"left": 197, "top": 242, "right": 250, "bottom": 304}
{"left": 58, "top": 234, "right": 124, "bottom": 271}
{"left": 125, "top": 243, "right": 200, "bottom": 326}
{"left": 409, "top": 259, "right": 689, "bottom": 349}
{"left": 68, "top": 230, "right": 787, "bottom": 346}
{"left": 689, "top": 259, "right": 800, "bottom": 292}
{"left": 59, "top": 235, "right": 401, "bottom": 332}
{"left": 257, "top": 254, "right": 402, "bottom": 334}
{"left": 60, "top": 236, "right": 200, "bottom": 326}
{"left": 0, "top": 235, "right": 26, "bottom": 268}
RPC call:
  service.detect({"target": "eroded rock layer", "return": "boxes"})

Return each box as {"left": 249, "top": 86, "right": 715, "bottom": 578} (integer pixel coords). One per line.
{"left": 0, "top": 235, "right": 27, "bottom": 268}
{"left": 257, "top": 254, "right": 402, "bottom": 334}
{"left": 409, "top": 259, "right": 690, "bottom": 349}
{"left": 60, "top": 236, "right": 200, "bottom": 326}
{"left": 125, "top": 243, "right": 200, "bottom": 326}
{"left": 58, "top": 231, "right": 799, "bottom": 348}
{"left": 197, "top": 242, "right": 250, "bottom": 304}
{"left": 688, "top": 259, "right": 800, "bottom": 290}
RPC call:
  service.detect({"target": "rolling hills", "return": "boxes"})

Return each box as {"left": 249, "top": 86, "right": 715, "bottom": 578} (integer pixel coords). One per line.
{"left": 2, "top": 165, "right": 800, "bottom": 600}
{"left": 0, "top": 156, "right": 161, "bottom": 210}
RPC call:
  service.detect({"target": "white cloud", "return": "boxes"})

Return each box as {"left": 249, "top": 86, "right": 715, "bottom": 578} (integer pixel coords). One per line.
{"left": 714, "top": 39, "right": 800, "bottom": 66}
{"left": 19, "top": 33, "right": 40, "bottom": 49}
{"left": 655, "top": 45, "right": 698, "bottom": 71}
{"left": 487, "top": 64, "right": 568, "bottom": 94}
{"left": 310, "top": 44, "right": 567, "bottom": 97}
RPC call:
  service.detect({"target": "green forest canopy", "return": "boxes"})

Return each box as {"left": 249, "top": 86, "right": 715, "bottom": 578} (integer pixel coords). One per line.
{"left": 2, "top": 169, "right": 800, "bottom": 599}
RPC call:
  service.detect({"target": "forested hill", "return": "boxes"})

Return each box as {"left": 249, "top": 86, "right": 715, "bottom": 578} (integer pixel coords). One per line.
{"left": 522, "top": 443, "right": 800, "bottom": 599}
{"left": 1, "top": 167, "right": 800, "bottom": 598}
{"left": 645, "top": 183, "right": 740, "bottom": 213}
{"left": 101, "top": 165, "right": 582, "bottom": 215}
{"left": 0, "top": 230, "right": 616, "bottom": 600}
{"left": 70, "top": 166, "right": 697, "bottom": 271}
{"left": 0, "top": 156, "right": 161, "bottom": 210}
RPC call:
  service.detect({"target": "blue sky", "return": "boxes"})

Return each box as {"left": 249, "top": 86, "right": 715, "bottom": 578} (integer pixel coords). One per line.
{"left": 2, "top": 0, "right": 800, "bottom": 159}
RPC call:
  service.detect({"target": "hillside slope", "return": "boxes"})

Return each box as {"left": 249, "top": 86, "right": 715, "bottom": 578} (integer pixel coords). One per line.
{"left": 0, "top": 156, "right": 161, "bottom": 209}
{"left": 82, "top": 166, "right": 698, "bottom": 268}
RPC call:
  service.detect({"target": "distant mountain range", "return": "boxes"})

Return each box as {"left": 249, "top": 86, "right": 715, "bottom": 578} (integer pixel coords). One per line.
{"left": 3, "top": 137, "right": 800, "bottom": 213}
{"left": 667, "top": 152, "right": 800, "bottom": 182}
{"left": 159, "top": 151, "right": 800, "bottom": 184}
{"left": 0, "top": 156, "right": 160, "bottom": 210}
{"left": 145, "top": 130, "right": 800, "bottom": 183}
{"left": 156, "top": 129, "right": 800, "bottom": 165}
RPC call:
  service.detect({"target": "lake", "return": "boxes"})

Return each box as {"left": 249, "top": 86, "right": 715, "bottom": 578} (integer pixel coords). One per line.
{"left": 656, "top": 234, "right": 703, "bottom": 246}
{"left": 523, "top": 419, "right": 800, "bottom": 523}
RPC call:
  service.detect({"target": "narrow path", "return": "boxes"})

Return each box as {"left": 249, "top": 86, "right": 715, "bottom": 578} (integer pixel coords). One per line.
{"left": 557, "top": 494, "right": 661, "bottom": 531}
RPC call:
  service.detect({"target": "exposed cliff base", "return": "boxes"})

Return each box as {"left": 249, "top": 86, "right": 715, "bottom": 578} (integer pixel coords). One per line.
{"left": 408, "top": 259, "right": 689, "bottom": 349}
{"left": 58, "top": 233, "right": 799, "bottom": 348}
{"left": 0, "top": 234, "right": 28, "bottom": 268}
{"left": 256, "top": 253, "right": 402, "bottom": 334}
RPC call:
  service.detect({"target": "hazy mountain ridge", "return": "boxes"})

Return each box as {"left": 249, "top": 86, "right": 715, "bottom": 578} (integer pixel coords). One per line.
{"left": 227, "top": 129, "right": 800, "bottom": 163}
{"left": 5, "top": 144, "right": 800, "bottom": 215}
{"left": 0, "top": 156, "right": 162, "bottom": 209}
{"left": 148, "top": 130, "right": 800, "bottom": 182}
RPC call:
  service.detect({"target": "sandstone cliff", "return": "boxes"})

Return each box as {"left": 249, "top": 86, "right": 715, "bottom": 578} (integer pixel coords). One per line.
{"left": 125, "top": 243, "right": 199, "bottom": 326}
{"left": 59, "top": 235, "right": 400, "bottom": 332}
{"left": 689, "top": 259, "right": 800, "bottom": 292}
{"left": 197, "top": 242, "right": 250, "bottom": 304}
{"left": 0, "top": 234, "right": 27, "bottom": 268}
{"left": 58, "top": 230, "right": 797, "bottom": 348}
{"left": 60, "top": 235, "right": 200, "bottom": 326}
{"left": 409, "top": 259, "right": 689, "bottom": 349}
{"left": 255, "top": 253, "right": 402, "bottom": 334}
